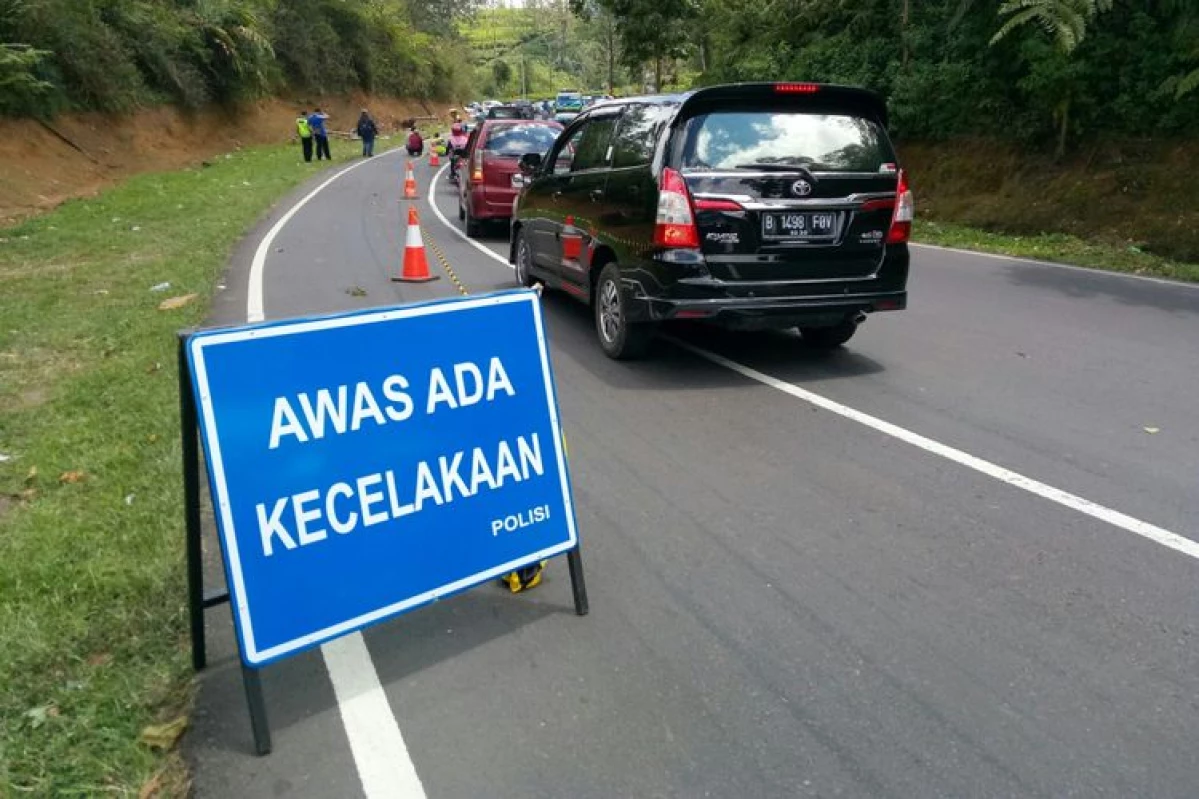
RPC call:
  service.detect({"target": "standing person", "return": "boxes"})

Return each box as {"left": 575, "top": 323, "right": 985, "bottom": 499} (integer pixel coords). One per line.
{"left": 406, "top": 126, "right": 424, "bottom": 157}
{"left": 356, "top": 109, "right": 378, "bottom": 158}
{"left": 308, "top": 107, "right": 331, "bottom": 161}
{"left": 296, "top": 109, "right": 313, "bottom": 162}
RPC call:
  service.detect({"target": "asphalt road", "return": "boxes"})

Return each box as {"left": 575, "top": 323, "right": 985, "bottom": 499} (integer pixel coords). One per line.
{"left": 186, "top": 149, "right": 1199, "bottom": 798}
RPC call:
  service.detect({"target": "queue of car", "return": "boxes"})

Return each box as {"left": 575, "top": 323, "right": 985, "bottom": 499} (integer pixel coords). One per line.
{"left": 452, "top": 82, "right": 913, "bottom": 360}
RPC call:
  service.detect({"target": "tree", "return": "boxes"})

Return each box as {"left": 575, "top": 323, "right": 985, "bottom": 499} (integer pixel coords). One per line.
{"left": 990, "top": 0, "right": 1113, "bottom": 53}
{"left": 0, "top": 44, "right": 53, "bottom": 115}
{"left": 581, "top": 0, "right": 695, "bottom": 90}
{"left": 492, "top": 58, "right": 513, "bottom": 92}
{"left": 990, "top": 0, "right": 1113, "bottom": 157}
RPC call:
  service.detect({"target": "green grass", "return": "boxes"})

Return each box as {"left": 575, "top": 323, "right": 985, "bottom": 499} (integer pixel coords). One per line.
{"left": 0, "top": 141, "right": 366, "bottom": 795}
{"left": 913, "top": 218, "right": 1199, "bottom": 283}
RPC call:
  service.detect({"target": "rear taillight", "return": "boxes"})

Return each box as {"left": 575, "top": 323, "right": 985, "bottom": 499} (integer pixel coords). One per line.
{"left": 471, "top": 149, "right": 484, "bottom": 183}
{"left": 654, "top": 168, "right": 699, "bottom": 248}
{"left": 887, "top": 170, "right": 914, "bottom": 244}
{"left": 775, "top": 82, "right": 820, "bottom": 94}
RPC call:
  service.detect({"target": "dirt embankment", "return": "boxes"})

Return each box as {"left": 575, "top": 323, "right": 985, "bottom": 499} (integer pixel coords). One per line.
{"left": 900, "top": 139, "right": 1199, "bottom": 263}
{"left": 0, "top": 94, "right": 451, "bottom": 225}
{"left": 4, "top": 105, "right": 1196, "bottom": 264}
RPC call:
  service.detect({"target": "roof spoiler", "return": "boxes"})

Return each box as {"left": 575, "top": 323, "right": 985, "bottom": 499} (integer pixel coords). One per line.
{"left": 676, "top": 82, "right": 889, "bottom": 128}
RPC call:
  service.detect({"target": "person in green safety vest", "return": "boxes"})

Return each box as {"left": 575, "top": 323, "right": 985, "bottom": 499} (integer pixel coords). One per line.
{"left": 296, "top": 110, "right": 313, "bottom": 163}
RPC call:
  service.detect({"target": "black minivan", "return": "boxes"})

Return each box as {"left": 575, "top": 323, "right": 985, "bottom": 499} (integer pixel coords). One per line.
{"left": 509, "top": 82, "right": 913, "bottom": 359}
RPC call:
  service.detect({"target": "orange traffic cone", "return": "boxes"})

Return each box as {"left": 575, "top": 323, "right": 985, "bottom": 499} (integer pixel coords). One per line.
{"left": 393, "top": 206, "right": 439, "bottom": 283}
{"left": 403, "top": 160, "right": 418, "bottom": 199}
{"left": 429, "top": 148, "right": 441, "bottom": 167}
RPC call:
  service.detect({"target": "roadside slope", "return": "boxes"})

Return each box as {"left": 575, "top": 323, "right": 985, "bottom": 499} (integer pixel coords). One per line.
{"left": 0, "top": 95, "right": 445, "bottom": 225}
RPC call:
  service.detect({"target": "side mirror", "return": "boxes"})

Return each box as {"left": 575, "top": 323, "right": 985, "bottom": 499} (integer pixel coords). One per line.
{"left": 519, "top": 152, "right": 543, "bottom": 175}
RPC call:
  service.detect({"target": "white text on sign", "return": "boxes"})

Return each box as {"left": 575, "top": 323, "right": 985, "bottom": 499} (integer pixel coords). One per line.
{"left": 267, "top": 357, "right": 515, "bottom": 449}
{"left": 255, "top": 433, "right": 545, "bottom": 556}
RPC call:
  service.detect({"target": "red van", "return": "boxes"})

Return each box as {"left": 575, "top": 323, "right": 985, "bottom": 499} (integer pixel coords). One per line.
{"left": 457, "top": 119, "right": 562, "bottom": 237}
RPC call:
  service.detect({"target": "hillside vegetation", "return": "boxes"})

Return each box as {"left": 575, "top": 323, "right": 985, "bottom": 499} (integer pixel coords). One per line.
{"left": 585, "top": 0, "right": 1199, "bottom": 152}
{"left": 466, "top": 0, "right": 1199, "bottom": 264}
{"left": 0, "top": 0, "right": 473, "bottom": 116}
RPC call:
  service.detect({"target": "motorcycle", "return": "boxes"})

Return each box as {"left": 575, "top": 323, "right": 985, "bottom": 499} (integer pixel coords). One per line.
{"left": 446, "top": 140, "right": 468, "bottom": 185}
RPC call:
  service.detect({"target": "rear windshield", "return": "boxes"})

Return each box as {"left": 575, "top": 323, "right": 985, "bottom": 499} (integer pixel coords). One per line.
{"left": 678, "top": 111, "right": 894, "bottom": 173}
{"left": 483, "top": 124, "right": 561, "bottom": 156}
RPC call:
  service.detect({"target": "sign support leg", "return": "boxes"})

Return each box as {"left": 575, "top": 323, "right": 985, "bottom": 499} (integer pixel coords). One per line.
{"left": 179, "top": 334, "right": 207, "bottom": 672}
{"left": 241, "top": 665, "right": 273, "bottom": 755}
{"left": 567, "top": 548, "right": 589, "bottom": 616}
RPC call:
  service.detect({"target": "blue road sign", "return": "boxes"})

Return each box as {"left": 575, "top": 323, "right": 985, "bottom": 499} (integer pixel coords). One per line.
{"left": 187, "top": 290, "right": 579, "bottom": 666}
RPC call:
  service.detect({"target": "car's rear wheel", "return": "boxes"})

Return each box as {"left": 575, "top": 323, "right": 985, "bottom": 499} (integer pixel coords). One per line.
{"left": 464, "top": 201, "right": 482, "bottom": 237}
{"left": 595, "top": 263, "right": 652, "bottom": 360}
{"left": 514, "top": 230, "right": 535, "bottom": 288}
{"left": 800, "top": 316, "right": 859, "bottom": 348}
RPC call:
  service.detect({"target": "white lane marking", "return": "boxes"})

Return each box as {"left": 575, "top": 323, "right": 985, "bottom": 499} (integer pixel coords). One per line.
{"left": 248, "top": 149, "right": 403, "bottom": 322}
{"left": 423, "top": 157, "right": 1199, "bottom": 558}
{"left": 424, "top": 163, "right": 514, "bottom": 269}
{"left": 421, "top": 195, "right": 1198, "bottom": 560}
{"left": 247, "top": 147, "right": 428, "bottom": 799}
{"left": 323, "top": 635, "right": 427, "bottom": 799}
{"left": 671, "top": 338, "right": 1199, "bottom": 561}
{"left": 911, "top": 242, "right": 1199, "bottom": 290}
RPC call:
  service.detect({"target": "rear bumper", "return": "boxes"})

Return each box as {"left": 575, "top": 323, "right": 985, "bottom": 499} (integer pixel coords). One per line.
{"left": 625, "top": 285, "right": 907, "bottom": 328}
{"left": 468, "top": 185, "right": 518, "bottom": 220}
{"left": 615, "top": 245, "right": 909, "bottom": 329}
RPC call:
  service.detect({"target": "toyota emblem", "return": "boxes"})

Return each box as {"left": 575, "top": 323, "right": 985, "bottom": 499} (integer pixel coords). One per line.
{"left": 791, "top": 179, "right": 813, "bottom": 197}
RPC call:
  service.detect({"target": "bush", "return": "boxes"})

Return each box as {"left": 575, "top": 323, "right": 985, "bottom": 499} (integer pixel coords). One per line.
{"left": 0, "top": 0, "right": 468, "bottom": 117}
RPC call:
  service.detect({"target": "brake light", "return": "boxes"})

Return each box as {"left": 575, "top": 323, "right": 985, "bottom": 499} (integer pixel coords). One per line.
{"left": 775, "top": 82, "right": 820, "bottom": 94}
{"left": 886, "top": 170, "right": 914, "bottom": 244}
{"left": 654, "top": 168, "right": 699, "bottom": 248}
{"left": 694, "top": 198, "right": 744, "bottom": 212}
{"left": 471, "top": 148, "right": 484, "bottom": 183}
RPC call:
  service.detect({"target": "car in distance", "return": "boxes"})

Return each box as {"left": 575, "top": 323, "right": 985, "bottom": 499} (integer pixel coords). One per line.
{"left": 486, "top": 105, "right": 526, "bottom": 120}
{"left": 554, "top": 89, "right": 584, "bottom": 124}
{"left": 509, "top": 82, "right": 913, "bottom": 359}
{"left": 457, "top": 119, "right": 563, "bottom": 237}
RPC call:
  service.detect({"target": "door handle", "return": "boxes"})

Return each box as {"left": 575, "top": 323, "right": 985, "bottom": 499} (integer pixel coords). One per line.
{"left": 552, "top": 191, "right": 563, "bottom": 201}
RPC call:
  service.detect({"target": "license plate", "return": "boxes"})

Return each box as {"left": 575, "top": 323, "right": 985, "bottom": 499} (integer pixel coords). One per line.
{"left": 762, "top": 212, "right": 838, "bottom": 240}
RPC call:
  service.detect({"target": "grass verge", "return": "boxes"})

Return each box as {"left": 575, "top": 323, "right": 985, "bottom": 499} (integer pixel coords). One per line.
{"left": 0, "top": 142, "right": 364, "bottom": 795}
{"left": 913, "top": 218, "right": 1199, "bottom": 283}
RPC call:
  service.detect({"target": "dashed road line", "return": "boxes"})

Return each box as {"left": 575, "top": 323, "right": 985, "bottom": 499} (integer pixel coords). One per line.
{"left": 425, "top": 235, "right": 468, "bottom": 296}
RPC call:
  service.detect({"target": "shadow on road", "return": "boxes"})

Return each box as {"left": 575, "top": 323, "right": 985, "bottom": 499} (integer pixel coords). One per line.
{"left": 191, "top": 587, "right": 561, "bottom": 758}
{"left": 537, "top": 292, "right": 887, "bottom": 393}
{"left": 366, "top": 589, "right": 566, "bottom": 686}
{"left": 1002, "top": 262, "right": 1199, "bottom": 315}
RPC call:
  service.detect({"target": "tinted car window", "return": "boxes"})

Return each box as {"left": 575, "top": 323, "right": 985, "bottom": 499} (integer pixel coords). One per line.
{"left": 571, "top": 117, "right": 617, "bottom": 172}
{"left": 483, "top": 124, "right": 562, "bottom": 156}
{"left": 487, "top": 106, "right": 524, "bottom": 119}
{"left": 611, "top": 104, "right": 674, "bottom": 169}
{"left": 551, "top": 126, "right": 586, "bottom": 175}
{"left": 678, "top": 112, "right": 895, "bottom": 173}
